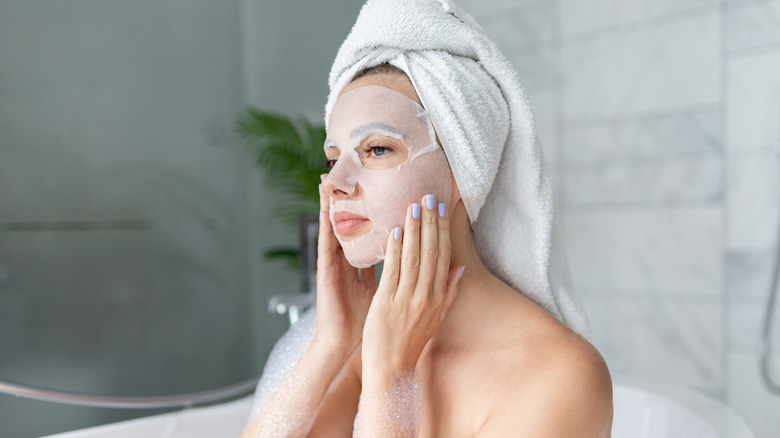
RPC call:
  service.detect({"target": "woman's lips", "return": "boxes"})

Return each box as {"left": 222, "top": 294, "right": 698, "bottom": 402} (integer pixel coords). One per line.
{"left": 333, "top": 211, "right": 371, "bottom": 236}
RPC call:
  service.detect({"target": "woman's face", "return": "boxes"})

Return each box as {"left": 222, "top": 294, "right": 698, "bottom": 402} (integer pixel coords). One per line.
{"left": 323, "top": 79, "right": 452, "bottom": 268}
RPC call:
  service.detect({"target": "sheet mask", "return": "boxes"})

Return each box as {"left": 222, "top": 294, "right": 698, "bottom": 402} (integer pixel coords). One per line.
{"left": 324, "top": 85, "right": 452, "bottom": 268}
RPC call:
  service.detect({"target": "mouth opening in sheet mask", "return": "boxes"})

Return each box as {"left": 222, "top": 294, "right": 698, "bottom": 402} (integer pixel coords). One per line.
{"left": 324, "top": 85, "right": 452, "bottom": 268}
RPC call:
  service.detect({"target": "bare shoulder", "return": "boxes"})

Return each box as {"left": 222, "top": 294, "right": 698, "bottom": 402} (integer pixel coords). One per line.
{"left": 477, "top": 319, "right": 614, "bottom": 437}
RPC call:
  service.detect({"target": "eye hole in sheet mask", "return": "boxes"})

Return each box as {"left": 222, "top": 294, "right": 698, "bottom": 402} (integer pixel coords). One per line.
{"left": 323, "top": 85, "right": 452, "bottom": 268}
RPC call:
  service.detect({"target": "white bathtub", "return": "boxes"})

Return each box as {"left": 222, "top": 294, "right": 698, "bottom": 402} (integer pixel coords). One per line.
{"left": 42, "top": 380, "right": 754, "bottom": 438}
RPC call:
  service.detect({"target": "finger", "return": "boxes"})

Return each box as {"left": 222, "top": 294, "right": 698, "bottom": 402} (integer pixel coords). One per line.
{"left": 376, "top": 226, "right": 403, "bottom": 299}
{"left": 432, "top": 201, "right": 452, "bottom": 299}
{"left": 440, "top": 265, "right": 465, "bottom": 322}
{"left": 396, "top": 202, "right": 422, "bottom": 298}
{"left": 317, "top": 184, "right": 338, "bottom": 284}
{"left": 319, "top": 175, "right": 330, "bottom": 213}
{"left": 414, "top": 194, "right": 439, "bottom": 297}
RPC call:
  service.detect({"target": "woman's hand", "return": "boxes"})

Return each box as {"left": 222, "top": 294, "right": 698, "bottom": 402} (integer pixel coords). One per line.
{"left": 362, "top": 194, "right": 464, "bottom": 372}
{"left": 314, "top": 182, "right": 376, "bottom": 358}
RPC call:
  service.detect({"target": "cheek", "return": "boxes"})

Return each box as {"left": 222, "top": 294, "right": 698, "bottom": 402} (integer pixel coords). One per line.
{"left": 360, "top": 152, "right": 452, "bottom": 222}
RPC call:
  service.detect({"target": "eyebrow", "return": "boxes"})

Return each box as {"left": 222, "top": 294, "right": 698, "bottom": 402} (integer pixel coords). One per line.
{"left": 350, "top": 123, "right": 403, "bottom": 140}
{"left": 324, "top": 122, "right": 404, "bottom": 153}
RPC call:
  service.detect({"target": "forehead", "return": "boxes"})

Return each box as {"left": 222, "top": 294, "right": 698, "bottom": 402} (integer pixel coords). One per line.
{"left": 327, "top": 85, "right": 428, "bottom": 141}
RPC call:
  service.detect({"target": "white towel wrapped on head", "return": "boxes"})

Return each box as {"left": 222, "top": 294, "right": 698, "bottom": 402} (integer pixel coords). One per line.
{"left": 326, "top": 0, "right": 591, "bottom": 339}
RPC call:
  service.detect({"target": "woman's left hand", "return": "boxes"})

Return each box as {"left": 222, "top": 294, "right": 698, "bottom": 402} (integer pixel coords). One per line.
{"left": 361, "top": 194, "right": 465, "bottom": 373}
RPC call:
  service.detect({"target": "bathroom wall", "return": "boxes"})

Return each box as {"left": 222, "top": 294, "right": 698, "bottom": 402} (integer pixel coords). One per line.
{"left": 0, "top": 1, "right": 249, "bottom": 436}
{"left": 0, "top": 1, "right": 367, "bottom": 436}
{"left": 458, "top": 0, "right": 780, "bottom": 436}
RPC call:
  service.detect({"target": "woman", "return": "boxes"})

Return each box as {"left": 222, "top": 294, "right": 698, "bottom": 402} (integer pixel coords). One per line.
{"left": 240, "top": 1, "right": 612, "bottom": 436}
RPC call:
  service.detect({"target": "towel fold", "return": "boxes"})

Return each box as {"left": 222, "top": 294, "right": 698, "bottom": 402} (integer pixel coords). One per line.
{"left": 326, "top": 0, "right": 591, "bottom": 338}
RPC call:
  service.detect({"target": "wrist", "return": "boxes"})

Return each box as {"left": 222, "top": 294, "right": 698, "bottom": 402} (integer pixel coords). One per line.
{"left": 310, "top": 335, "right": 356, "bottom": 366}
{"left": 361, "top": 361, "right": 416, "bottom": 391}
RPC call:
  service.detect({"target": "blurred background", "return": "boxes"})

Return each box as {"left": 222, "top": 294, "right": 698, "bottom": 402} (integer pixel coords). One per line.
{"left": 0, "top": 0, "right": 778, "bottom": 437}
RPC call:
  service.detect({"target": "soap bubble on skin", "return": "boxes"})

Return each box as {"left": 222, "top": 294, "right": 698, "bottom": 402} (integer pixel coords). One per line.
{"left": 246, "top": 307, "right": 317, "bottom": 436}
{"left": 353, "top": 369, "right": 423, "bottom": 437}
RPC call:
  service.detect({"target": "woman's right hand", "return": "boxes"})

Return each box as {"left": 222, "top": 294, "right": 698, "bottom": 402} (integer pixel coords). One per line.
{"left": 313, "top": 181, "right": 376, "bottom": 358}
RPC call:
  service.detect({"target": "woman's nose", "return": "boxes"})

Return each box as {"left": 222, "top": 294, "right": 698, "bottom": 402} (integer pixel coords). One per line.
{"left": 322, "top": 158, "right": 361, "bottom": 200}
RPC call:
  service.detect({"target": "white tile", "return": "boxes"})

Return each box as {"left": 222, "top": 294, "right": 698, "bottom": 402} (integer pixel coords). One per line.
{"left": 727, "top": 250, "right": 779, "bottom": 299}
{"left": 562, "top": 109, "right": 721, "bottom": 165}
{"left": 728, "top": 301, "right": 780, "bottom": 351}
{"left": 726, "top": 49, "right": 780, "bottom": 153}
{"left": 458, "top": 0, "right": 545, "bottom": 20}
{"left": 727, "top": 0, "right": 780, "bottom": 52}
{"left": 560, "top": 0, "right": 717, "bottom": 37}
{"left": 562, "top": 12, "right": 721, "bottom": 120}
{"left": 584, "top": 296, "right": 723, "bottom": 392}
{"left": 506, "top": 44, "right": 556, "bottom": 87}
{"left": 727, "top": 351, "right": 780, "bottom": 438}
{"left": 564, "top": 154, "right": 722, "bottom": 205}
{"left": 479, "top": 3, "right": 554, "bottom": 48}
{"left": 726, "top": 153, "right": 780, "bottom": 250}
{"left": 564, "top": 207, "right": 723, "bottom": 295}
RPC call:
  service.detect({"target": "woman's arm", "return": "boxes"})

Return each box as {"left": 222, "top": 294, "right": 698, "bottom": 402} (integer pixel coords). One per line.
{"left": 354, "top": 195, "right": 463, "bottom": 437}
{"left": 239, "top": 183, "right": 377, "bottom": 437}
{"left": 239, "top": 337, "right": 354, "bottom": 438}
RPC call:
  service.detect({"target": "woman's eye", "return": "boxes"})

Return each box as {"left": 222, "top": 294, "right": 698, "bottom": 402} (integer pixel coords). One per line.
{"left": 365, "top": 145, "right": 391, "bottom": 157}
{"left": 323, "top": 158, "right": 337, "bottom": 169}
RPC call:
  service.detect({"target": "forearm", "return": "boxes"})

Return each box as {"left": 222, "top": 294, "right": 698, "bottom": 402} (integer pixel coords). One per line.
{"left": 240, "top": 338, "right": 352, "bottom": 438}
{"left": 353, "top": 366, "right": 423, "bottom": 437}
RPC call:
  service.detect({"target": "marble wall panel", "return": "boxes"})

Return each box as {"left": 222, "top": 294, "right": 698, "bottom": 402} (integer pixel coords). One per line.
{"left": 726, "top": 153, "right": 780, "bottom": 250}
{"left": 506, "top": 44, "right": 556, "bottom": 87}
{"left": 559, "top": 0, "right": 717, "bottom": 37}
{"left": 584, "top": 296, "right": 723, "bottom": 393}
{"left": 457, "top": 0, "right": 545, "bottom": 20}
{"left": 561, "top": 11, "right": 720, "bottom": 120}
{"left": 564, "top": 207, "right": 723, "bottom": 295}
{"left": 562, "top": 109, "right": 721, "bottom": 165}
{"left": 727, "top": 0, "right": 780, "bottom": 52}
{"left": 727, "top": 250, "right": 779, "bottom": 299}
{"left": 728, "top": 351, "right": 780, "bottom": 438}
{"left": 728, "top": 301, "right": 780, "bottom": 351}
{"left": 726, "top": 49, "right": 780, "bottom": 153}
{"left": 564, "top": 154, "right": 722, "bottom": 205}
{"left": 476, "top": 2, "right": 554, "bottom": 48}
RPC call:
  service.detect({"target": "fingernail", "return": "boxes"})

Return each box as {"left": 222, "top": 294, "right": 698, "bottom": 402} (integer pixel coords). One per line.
{"left": 438, "top": 203, "right": 446, "bottom": 218}
{"left": 459, "top": 265, "right": 466, "bottom": 280}
{"left": 393, "top": 227, "right": 402, "bottom": 241}
{"left": 412, "top": 203, "right": 421, "bottom": 220}
{"left": 320, "top": 174, "right": 326, "bottom": 182}
{"left": 425, "top": 194, "right": 435, "bottom": 210}
{"left": 319, "top": 210, "right": 323, "bottom": 222}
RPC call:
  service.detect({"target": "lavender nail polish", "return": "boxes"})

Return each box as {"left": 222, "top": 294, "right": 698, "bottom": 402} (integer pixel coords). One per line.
{"left": 393, "top": 227, "right": 402, "bottom": 241}
{"left": 459, "top": 265, "right": 466, "bottom": 280}
{"left": 425, "top": 194, "right": 435, "bottom": 210}
{"left": 412, "top": 203, "right": 421, "bottom": 220}
{"left": 438, "top": 203, "right": 446, "bottom": 218}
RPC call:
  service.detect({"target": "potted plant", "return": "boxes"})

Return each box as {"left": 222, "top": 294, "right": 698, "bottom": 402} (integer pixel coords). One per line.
{"left": 236, "top": 108, "right": 326, "bottom": 296}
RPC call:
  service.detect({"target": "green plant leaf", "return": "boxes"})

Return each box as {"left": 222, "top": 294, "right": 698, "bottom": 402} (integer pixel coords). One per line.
{"left": 236, "top": 107, "right": 326, "bottom": 225}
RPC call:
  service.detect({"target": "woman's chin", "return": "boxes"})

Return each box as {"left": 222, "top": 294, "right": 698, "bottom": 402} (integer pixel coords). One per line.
{"left": 341, "top": 241, "right": 386, "bottom": 269}
{"left": 345, "top": 252, "right": 384, "bottom": 269}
